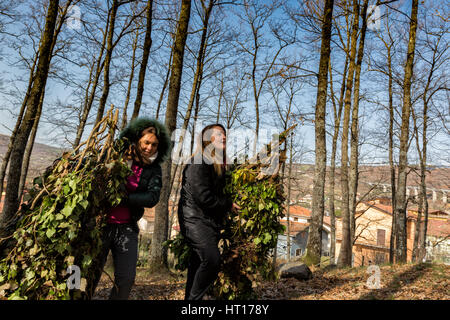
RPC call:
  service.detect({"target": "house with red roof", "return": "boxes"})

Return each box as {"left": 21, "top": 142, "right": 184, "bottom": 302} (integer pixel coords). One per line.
{"left": 278, "top": 205, "right": 332, "bottom": 261}
{"left": 334, "top": 198, "right": 450, "bottom": 266}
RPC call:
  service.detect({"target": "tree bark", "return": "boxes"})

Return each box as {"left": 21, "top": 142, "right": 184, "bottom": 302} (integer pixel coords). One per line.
{"left": 337, "top": 0, "right": 359, "bottom": 268}
{"left": 150, "top": 0, "right": 192, "bottom": 273}
{"left": 121, "top": 29, "right": 139, "bottom": 129}
{"left": 131, "top": 0, "right": 154, "bottom": 120}
{"left": 304, "top": 0, "right": 334, "bottom": 267}
{"left": 416, "top": 46, "right": 434, "bottom": 262}
{"left": 395, "top": 0, "right": 418, "bottom": 264}
{"left": 286, "top": 133, "right": 294, "bottom": 261}
{"left": 0, "top": 0, "right": 60, "bottom": 235}
{"left": 411, "top": 107, "right": 423, "bottom": 262}
{"left": 155, "top": 47, "right": 173, "bottom": 120}
{"left": 387, "top": 36, "right": 396, "bottom": 264}
{"left": 328, "top": 55, "right": 347, "bottom": 264}
{"left": 0, "top": 53, "right": 38, "bottom": 197}
{"left": 173, "top": 0, "right": 214, "bottom": 165}
{"left": 94, "top": 0, "right": 119, "bottom": 127}
{"left": 349, "top": 0, "right": 368, "bottom": 244}
{"left": 18, "top": 89, "right": 45, "bottom": 198}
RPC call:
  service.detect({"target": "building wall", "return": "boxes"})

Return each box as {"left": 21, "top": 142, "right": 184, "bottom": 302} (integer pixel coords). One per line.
{"left": 334, "top": 203, "right": 416, "bottom": 266}
{"left": 277, "top": 228, "right": 330, "bottom": 261}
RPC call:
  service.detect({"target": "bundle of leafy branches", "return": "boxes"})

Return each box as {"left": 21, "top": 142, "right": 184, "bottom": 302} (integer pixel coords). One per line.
{"left": 166, "top": 125, "right": 296, "bottom": 300}
{"left": 0, "top": 109, "right": 131, "bottom": 300}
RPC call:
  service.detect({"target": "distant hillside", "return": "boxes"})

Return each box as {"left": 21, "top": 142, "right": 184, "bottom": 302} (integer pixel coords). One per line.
{"left": 0, "top": 134, "right": 64, "bottom": 187}
{"left": 1, "top": 133, "right": 449, "bottom": 210}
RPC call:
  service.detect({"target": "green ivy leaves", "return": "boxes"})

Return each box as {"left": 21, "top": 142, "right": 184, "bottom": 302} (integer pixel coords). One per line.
{"left": 0, "top": 134, "right": 131, "bottom": 300}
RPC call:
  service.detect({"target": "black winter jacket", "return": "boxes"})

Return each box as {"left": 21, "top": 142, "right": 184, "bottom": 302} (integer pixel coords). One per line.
{"left": 126, "top": 161, "right": 162, "bottom": 232}
{"left": 177, "top": 163, "right": 232, "bottom": 245}
{"left": 117, "top": 117, "right": 171, "bottom": 232}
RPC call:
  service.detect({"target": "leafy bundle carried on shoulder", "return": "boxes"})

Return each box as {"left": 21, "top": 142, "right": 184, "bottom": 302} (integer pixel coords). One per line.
{"left": 166, "top": 124, "right": 296, "bottom": 300}
{"left": 0, "top": 108, "right": 131, "bottom": 300}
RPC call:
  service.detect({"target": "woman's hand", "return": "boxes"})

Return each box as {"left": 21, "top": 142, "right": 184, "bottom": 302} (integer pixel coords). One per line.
{"left": 231, "top": 203, "right": 241, "bottom": 212}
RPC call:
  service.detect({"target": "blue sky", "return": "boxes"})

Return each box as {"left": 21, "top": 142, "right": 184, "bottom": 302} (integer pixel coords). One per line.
{"left": 0, "top": 0, "right": 448, "bottom": 167}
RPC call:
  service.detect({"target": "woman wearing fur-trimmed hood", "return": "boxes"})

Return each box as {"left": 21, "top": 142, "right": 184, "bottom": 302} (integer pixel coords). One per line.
{"left": 93, "top": 117, "right": 171, "bottom": 300}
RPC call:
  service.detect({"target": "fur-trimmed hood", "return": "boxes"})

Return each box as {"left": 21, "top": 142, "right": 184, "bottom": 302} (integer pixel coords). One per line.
{"left": 119, "top": 117, "right": 171, "bottom": 165}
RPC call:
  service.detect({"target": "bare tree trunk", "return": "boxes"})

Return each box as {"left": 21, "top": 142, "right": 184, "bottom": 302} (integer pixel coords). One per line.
{"left": 216, "top": 72, "right": 224, "bottom": 123}
{"left": 131, "top": 0, "right": 154, "bottom": 120}
{"left": 121, "top": 29, "right": 139, "bottom": 129}
{"left": 6, "top": 1, "right": 71, "bottom": 200}
{"left": 349, "top": 0, "right": 368, "bottom": 244}
{"left": 94, "top": 0, "right": 119, "bottom": 127}
{"left": 73, "top": 8, "right": 110, "bottom": 147}
{"left": 286, "top": 133, "right": 293, "bottom": 262}
{"left": 190, "top": 87, "right": 201, "bottom": 155}
{"left": 387, "top": 40, "right": 396, "bottom": 264}
{"left": 173, "top": 0, "right": 214, "bottom": 165}
{"left": 419, "top": 63, "right": 432, "bottom": 262}
{"left": 305, "top": 0, "right": 334, "bottom": 267}
{"left": 412, "top": 112, "right": 423, "bottom": 262}
{"left": 155, "top": 47, "right": 173, "bottom": 119}
{"left": 328, "top": 55, "right": 347, "bottom": 264}
{"left": 0, "top": 53, "right": 38, "bottom": 197}
{"left": 17, "top": 89, "right": 45, "bottom": 198}
{"left": 168, "top": 174, "right": 182, "bottom": 240}
{"left": 0, "top": 0, "right": 60, "bottom": 235}
{"left": 150, "top": 0, "right": 191, "bottom": 273}
{"left": 337, "top": 0, "right": 359, "bottom": 268}
{"left": 395, "top": 0, "right": 418, "bottom": 264}
{"left": 419, "top": 156, "right": 429, "bottom": 262}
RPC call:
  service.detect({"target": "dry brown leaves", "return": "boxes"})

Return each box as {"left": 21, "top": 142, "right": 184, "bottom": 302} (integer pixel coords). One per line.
{"left": 256, "top": 263, "right": 449, "bottom": 300}
{"left": 92, "top": 263, "right": 449, "bottom": 300}
{"left": 93, "top": 267, "right": 186, "bottom": 300}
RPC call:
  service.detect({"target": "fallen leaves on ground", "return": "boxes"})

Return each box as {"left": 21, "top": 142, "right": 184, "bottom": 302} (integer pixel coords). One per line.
{"left": 93, "top": 262, "right": 449, "bottom": 300}
{"left": 256, "top": 263, "right": 449, "bottom": 300}
{"left": 93, "top": 267, "right": 186, "bottom": 300}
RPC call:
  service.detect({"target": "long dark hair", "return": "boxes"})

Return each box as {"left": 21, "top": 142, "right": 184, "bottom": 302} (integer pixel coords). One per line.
{"left": 120, "top": 117, "right": 171, "bottom": 166}
{"left": 127, "top": 127, "right": 158, "bottom": 165}
{"left": 191, "top": 123, "right": 227, "bottom": 176}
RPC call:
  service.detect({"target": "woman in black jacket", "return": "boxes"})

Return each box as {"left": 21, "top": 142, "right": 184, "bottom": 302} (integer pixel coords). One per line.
{"left": 93, "top": 117, "right": 170, "bottom": 300}
{"left": 178, "top": 124, "right": 239, "bottom": 300}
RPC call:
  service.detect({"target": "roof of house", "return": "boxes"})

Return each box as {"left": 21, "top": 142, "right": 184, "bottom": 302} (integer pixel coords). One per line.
{"left": 360, "top": 202, "right": 420, "bottom": 219}
{"left": 280, "top": 221, "right": 309, "bottom": 236}
{"left": 361, "top": 202, "right": 449, "bottom": 238}
{"left": 287, "top": 205, "right": 311, "bottom": 217}
{"left": 426, "top": 218, "right": 450, "bottom": 238}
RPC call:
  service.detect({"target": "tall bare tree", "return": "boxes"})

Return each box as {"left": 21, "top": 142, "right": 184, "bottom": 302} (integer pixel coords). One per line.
{"left": 395, "top": 0, "right": 418, "bottom": 263}
{"left": 304, "top": 0, "right": 334, "bottom": 266}
{"left": 337, "top": 0, "right": 359, "bottom": 268}
{"left": 348, "top": 0, "right": 368, "bottom": 244}
{"left": 0, "top": 0, "right": 60, "bottom": 236}
{"left": 150, "top": 0, "right": 192, "bottom": 273}
{"left": 234, "top": 0, "right": 293, "bottom": 153}
{"left": 327, "top": 56, "right": 347, "bottom": 264}
{"left": 93, "top": 0, "right": 120, "bottom": 127}
{"left": 131, "top": 0, "right": 154, "bottom": 120}
{"left": 412, "top": 8, "right": 448, "bottom": 261}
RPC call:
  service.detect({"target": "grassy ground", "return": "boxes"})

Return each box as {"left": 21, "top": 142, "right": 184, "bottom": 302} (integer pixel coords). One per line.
{"left": 92, "top": 262, "right": 449, "bottom": 300}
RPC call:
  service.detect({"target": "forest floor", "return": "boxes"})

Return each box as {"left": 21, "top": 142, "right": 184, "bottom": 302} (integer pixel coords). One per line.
{"left": 93, "top": 262, "right": 449, "bottom": 300}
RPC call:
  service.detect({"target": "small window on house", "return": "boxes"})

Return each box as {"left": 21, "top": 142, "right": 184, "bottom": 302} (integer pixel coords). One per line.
{"left": 377, "top": 229, "right": 386, "bottom": 246}
{"left": 294, "top": 217, "right": 298, "bottom": 222}
{"left": 295, "top": 249, "right": 302, "bottom": 256}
